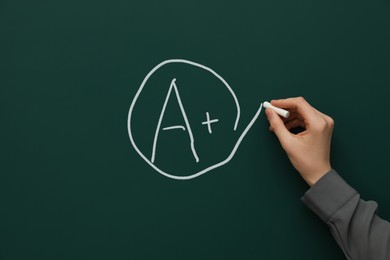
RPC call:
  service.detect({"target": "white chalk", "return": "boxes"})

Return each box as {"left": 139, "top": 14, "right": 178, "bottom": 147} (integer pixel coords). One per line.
{"left": 263, "top": 101, "right": 290, "bottom": 118}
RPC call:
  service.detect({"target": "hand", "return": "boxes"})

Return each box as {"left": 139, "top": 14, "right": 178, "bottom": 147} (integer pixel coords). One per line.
{"left": 265, "top": 97, "right": 334, "bottom": 186}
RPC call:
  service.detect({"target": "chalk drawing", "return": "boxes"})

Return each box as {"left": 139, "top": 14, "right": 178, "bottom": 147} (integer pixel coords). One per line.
{"left": 162, "top": 126, "right": 186, "bottom": 131}
{"left": 151, "top": 78, "right": 199, "bottom": 163}
{"left": 127, "top": 59, "right": 263, "bottom": 180}
{"left": 202, "top": 112, "right": 219, "bottom": 134}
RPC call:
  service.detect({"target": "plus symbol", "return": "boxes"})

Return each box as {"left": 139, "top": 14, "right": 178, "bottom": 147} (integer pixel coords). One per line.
{"left": 202, "top": 112, "right": 219, "bottom": 134}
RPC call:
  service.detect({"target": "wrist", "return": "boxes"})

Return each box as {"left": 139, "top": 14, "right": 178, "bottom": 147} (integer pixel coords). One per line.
{"left": 304, "top": 166, "right": 332, "bottom": 186}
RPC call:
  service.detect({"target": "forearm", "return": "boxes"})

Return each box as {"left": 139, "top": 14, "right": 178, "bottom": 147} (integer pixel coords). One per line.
{"left": 302, "top": 170, "right": 390, "bottom": 260}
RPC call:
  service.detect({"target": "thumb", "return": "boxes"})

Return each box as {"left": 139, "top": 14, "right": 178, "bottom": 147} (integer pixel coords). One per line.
{"left": 266, "top": 108, "right": 290, "bottom": 142}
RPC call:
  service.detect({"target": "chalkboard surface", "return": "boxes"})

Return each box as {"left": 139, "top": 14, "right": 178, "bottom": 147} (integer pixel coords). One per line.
{"left": 1, "top": 0, "right": 390, "bottom": 259}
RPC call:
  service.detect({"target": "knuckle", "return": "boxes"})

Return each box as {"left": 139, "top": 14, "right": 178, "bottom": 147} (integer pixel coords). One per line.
{"left": 327, "top": 117, "right": 334, "bottom": 127}
{"left": 314, "top": 119, "right": 327, "bottom": 131}
{"left": 320, "top": 121, "right": 327, "bottom": 130}
{"left": 295, "top": 96, "right": 308, "bottom": 107}
{"left": 297, "top": 96, "right": 306, "bottom": 103}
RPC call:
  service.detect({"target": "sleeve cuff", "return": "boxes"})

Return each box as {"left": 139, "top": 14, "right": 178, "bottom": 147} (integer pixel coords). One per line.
{"left": 301, "top": 169, "right": 358, "bottom": 222}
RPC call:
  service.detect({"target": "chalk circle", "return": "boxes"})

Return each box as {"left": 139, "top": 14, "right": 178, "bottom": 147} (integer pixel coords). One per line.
{"left": 127, "top": 59, "right": 262, "bottom": 180}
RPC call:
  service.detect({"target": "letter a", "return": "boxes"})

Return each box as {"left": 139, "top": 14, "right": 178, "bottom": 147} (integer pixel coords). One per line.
{"left": 151, "top": 79, "right": 199, "bottom": 163}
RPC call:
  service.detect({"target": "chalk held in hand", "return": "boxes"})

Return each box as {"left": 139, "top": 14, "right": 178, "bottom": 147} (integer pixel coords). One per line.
{"left": 263, "top": 101, "right": 290, "bottom": 118}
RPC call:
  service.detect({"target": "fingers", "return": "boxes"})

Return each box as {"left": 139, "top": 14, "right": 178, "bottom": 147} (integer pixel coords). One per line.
{"left": 265, "top": 108, "right": 291, "bottom": 142}
{"left": 271, "top": 97, "right": 317, "bottom": 123}
{"left": 281, "top": 111, "right": 304, "bottom": 123}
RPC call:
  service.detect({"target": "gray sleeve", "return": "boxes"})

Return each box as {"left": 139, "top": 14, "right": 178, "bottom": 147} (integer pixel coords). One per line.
{"left": 301, "top": 169, "right": 390, "bottom": 260}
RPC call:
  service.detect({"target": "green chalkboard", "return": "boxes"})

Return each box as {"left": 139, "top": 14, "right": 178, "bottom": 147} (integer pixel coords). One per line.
{"left": 1, "top": 0, "right": 390, "bottom": 259}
